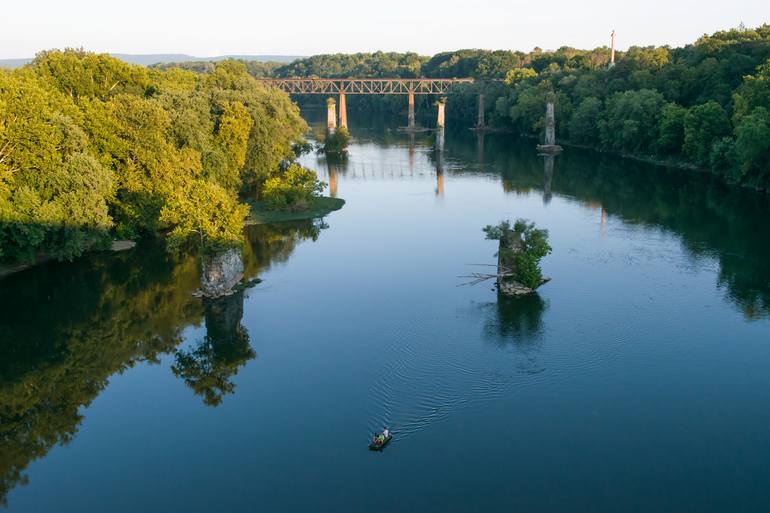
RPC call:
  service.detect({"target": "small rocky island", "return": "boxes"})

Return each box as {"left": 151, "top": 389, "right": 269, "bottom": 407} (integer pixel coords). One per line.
{"left": 198, "top": 248, "right": 245, "bottom": 298}
{"left": 482, "top": 219, "right": 552, "bottom": 296}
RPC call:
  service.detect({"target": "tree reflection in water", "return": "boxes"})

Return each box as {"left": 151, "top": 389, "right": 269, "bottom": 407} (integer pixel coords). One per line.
{"left": 481, "top": 294, "right": 549, "bottom": 375}
{"left": 0, "top": 219, "right": 323, "bottom": 506}
{"left": 172, "top": 291, "right": 255, "bottom": 407}
{"left": 486, "top": 294, "right": 549, "bottom": 343}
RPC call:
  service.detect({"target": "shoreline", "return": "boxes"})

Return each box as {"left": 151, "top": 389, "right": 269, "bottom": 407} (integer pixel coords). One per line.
{"left": 0, "top": 197, "right": 346, "bottom": 280}
{"left": 504, "top": 129, "right": 768, "bottom": 194}
{"left": 245, "top": 196, "right": 345, "bottom": 225}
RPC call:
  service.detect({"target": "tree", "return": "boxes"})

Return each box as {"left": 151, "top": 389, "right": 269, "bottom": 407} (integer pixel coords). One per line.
{"left": 159, "top": 180, "right": 249, "bottom": 251}
{"left": 323, "top": 126, "right": 351, "bottom": 154}
{"left": 568, "top": 97, "right": 603, "bottom": 144}
{"left": 261, "top": 164, "right": 325, "bottom": 211}
{"left": 601, "top": 89, "right": 666, "bottom": 153}
{"left": 483, "top": 219, "right": 552, "bottom": 289}
{"left": 211, "top": 101, "right": 253, "bottom": 192}
{"left": 504, "top": 67, "right": 537, "bottom": 85}
{"left": 734, "top": 107, "right": 770, "bottom": 185}
{"left": 656, "top": 103, "right": 687, "bottom": 154}
{"left": 683, "top": 101, "right": 731, "bottom": 166}
{"left": 733, "top": 60, "right": 770, "bottom": 123}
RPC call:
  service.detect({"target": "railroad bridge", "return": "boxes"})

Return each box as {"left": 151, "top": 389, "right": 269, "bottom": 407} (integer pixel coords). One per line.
{"left": 257, "top": 78, "right": 476, "bottom": 131}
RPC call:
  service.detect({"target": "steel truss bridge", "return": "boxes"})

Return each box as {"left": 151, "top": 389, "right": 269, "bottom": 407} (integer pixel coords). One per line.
{"left": 255, "top": 78, "right": 474, "bottom": 95}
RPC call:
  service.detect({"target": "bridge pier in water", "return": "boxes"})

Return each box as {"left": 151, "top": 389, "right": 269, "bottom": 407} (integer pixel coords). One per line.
{"left": 476, "top": 94, "right": 486, "bottom": 128}
{"left": 436, "top": 129, "right": 445, "bottom": 197}
{"left": 407, "top": 91, "right": 415, "bottom": 129}
{"left": 436, "top": 98, "right": 446, "bottom": 129}
{"left": 327, "top": 98, "right": 337, "bottom": 133}
{"left": 339, "top": 92, "right": 347, "bottom": 129}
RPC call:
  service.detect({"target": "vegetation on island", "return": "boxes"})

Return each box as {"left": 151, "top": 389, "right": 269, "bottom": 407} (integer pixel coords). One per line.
{"left": 483, "top": 219, "right": 552, "bottom": 289}
{"left": 0, "top": 49, "right": 330, "bottom": 263}
{"left": 247, "top": 196, "right": 344, "bottom": 225}
{"left": 323, "top": 126, "right": 351, "bottom": 155}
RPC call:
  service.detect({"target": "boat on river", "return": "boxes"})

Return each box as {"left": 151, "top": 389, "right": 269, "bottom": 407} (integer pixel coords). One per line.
{"left": 369, "top": 430, "right": 392, "bottom": 451}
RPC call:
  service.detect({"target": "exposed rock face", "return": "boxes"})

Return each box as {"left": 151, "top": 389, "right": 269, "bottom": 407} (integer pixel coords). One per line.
{"left": 200, "top": 248, "right": 244, "bottom": 298}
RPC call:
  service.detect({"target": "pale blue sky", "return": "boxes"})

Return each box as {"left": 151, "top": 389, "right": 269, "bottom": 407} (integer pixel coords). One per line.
{"left": 2, "top": 0, "right": 767, "bottom": 58}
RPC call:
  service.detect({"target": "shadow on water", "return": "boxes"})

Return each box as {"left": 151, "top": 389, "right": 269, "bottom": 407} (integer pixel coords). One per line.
{"left": 484, "top": 293, "right": 548, "bottom": 343}
{"left": 0, "top": 219, "right": 325, "bottom": 507}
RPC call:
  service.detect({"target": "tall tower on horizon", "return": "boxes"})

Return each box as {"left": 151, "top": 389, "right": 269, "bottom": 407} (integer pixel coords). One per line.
{"left": 609, "top": 30, "right": 617, "bottom": 69}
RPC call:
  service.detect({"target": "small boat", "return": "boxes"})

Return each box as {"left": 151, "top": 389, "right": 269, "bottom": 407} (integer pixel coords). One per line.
{"left": 369, "top": 431, "right": 392, "bottom": 451}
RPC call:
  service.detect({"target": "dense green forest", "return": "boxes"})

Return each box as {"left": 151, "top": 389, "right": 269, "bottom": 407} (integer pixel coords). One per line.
{"left": 0, "top": 50, "right": 317, "bottom": 263}
{"left": 227, "top": 25, "right": 769, "bottom": 189}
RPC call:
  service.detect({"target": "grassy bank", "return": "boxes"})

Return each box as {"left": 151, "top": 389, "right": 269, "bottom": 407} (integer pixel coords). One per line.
{"left": 246, "top": 196, "right": 345, "bottom": 225}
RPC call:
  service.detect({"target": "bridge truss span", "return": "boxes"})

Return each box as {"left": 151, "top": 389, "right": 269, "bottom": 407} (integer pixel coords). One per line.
{"left": 256, "top": 78, "right": 474, "bottom": 95}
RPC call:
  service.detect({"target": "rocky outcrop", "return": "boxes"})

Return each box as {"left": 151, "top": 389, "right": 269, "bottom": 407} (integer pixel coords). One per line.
{"left": 199, "top": 248, "right": 244, "bottom": 298}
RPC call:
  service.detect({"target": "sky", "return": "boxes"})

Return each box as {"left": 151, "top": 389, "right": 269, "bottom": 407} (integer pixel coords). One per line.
{"left": 1, "top": 0, "right": 768, "bottom": 59}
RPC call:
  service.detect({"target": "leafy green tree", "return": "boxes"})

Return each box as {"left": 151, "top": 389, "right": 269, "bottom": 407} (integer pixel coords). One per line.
{"left": 160, "top": 180, "right": 249, "bottom": 251}
{"left": 683, "top": 101, "right": 731, "bottom": 166}
{"left": 601, "top": 89, "right": 666, "bottom": 153}
{"left": 32, "top": 49, "right": 149, "bottom": 100}
{"left": 656, "top": 103, "right": 687, "bottom": 154}
{"left": 324, "top": 126, "right": 351, "bottom": 154}
{"left": 262, "top": 164, "right": 324, "bottom": 211}
{"left": 483, "top": 219, "right": 552, "bottom": 289}
{"left": 568, "top": 97, "right": 603, "bottom": 144}
{"left": 212, "top": 101, "right": 253, "bottom": 191}
{"left": 734, "top": 107, "right": 770, "bottom": 185}
{"left": 504, "top": 67, "right": 537, "bottom": 85}
{"left": 733, "top": 60, "right": 770, "bottom": 123}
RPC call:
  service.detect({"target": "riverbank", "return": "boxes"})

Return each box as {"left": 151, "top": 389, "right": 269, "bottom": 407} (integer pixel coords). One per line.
{"left": 509, "top": 130, "right": 767, "bottom": 194}
{"left": 245, "top": 196, "right": 345, "bottom": 225}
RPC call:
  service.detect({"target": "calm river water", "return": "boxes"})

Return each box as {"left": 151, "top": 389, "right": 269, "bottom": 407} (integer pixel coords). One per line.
{"left": 2, "top": 119, "right": 770, "bottom": 512}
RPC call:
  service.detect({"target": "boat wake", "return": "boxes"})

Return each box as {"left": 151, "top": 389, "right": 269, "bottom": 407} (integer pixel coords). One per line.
{"left": 365, "top": 307, "right": 542, "bottom": 441}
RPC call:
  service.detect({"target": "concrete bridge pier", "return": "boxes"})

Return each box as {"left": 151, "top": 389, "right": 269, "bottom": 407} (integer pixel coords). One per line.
{"left": 476, "top": 94, "right": 485, "bottom": 128}
{"left": 545, "top": 102, "right": 555, "bottom": 146}
{"left": 407, "top": 91, "right": 415, "bottom": 129}
{"left": 339, "top": 92, "right": 348, "bottom": 129}
{"left": 327, "top": 98, "right": 337, "bottom": 133}
{"left": 436, "top": 98, "right": 446, "bottom": 129}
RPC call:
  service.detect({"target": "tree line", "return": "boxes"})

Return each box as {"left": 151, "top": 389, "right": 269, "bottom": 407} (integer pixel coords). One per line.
{"left": 215, "top": 24, "right": 770, "bottom": 189}
{"left": 0, "top": 49, "right": 316, "bottom": 263}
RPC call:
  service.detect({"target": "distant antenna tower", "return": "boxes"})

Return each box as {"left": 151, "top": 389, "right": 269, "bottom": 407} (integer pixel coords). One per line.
{"left": 609, "top": 30, "right": 616, "bottom": 69}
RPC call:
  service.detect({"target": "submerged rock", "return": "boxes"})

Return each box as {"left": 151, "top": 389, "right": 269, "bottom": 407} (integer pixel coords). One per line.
{"left": 199, "top": 248, "right": 244, "bottom": 298}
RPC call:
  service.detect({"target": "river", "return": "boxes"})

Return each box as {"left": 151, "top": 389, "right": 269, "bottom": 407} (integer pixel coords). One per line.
{"left": 1, "top": 118, "right": 770, "bottom": 512}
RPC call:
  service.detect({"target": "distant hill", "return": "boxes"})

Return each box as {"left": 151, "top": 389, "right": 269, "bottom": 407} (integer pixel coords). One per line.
{"left": 0, "top": 53, "right": 302, "bottom": 69}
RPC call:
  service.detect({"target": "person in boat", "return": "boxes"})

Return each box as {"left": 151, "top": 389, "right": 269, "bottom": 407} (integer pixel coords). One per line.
{"left": 382, "top": 427, "right": 390, "bottom": 439}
